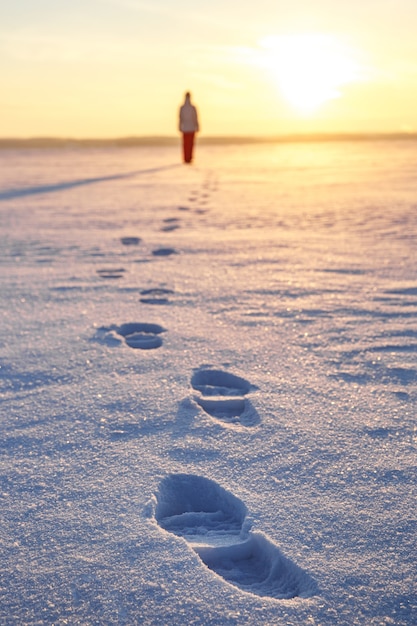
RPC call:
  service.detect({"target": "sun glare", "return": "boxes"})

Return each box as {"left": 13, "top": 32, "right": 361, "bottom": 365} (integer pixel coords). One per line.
{"left": 260, "top": 34, "right": 359, "bottom": 114}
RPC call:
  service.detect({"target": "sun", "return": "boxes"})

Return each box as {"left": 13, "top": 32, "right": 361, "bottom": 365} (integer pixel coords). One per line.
{"left": 259, "top": 34, "right": 359, "bottom": 114}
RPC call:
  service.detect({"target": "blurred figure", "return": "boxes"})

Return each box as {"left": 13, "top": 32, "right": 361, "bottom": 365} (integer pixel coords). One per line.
{"left": 179, "top": 92, "right": 199, "bottom": 163}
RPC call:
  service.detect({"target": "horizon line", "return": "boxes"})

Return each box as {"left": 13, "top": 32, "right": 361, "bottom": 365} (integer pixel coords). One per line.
{"left": 0, "top": 132, "right": 416, "bottom": 148}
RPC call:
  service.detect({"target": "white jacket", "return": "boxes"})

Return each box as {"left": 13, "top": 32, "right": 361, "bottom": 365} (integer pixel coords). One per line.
{"left": 179, "top": 95, "right": 199, "bottom": 133}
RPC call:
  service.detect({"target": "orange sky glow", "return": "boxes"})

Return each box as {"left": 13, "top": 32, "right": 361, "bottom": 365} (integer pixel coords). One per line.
{"left": 1, "top": 0, "right": 417, "bottom": 138}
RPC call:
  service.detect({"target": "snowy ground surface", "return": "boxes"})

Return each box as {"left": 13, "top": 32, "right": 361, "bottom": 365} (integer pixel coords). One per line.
{"left": 0, "top": 141, "right": 416, "bottom": 625}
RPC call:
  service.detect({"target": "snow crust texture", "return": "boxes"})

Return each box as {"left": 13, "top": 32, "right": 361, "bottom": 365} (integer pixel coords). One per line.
{"left": 1, "top": 141, "right": 416, "bottom": 625}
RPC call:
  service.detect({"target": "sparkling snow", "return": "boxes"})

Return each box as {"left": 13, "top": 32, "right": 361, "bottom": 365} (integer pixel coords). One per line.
{"left": 0, "top": 140, "right": 416, "bottom": 625}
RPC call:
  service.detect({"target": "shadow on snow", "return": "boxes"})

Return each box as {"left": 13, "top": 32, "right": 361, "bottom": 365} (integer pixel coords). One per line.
{"left": 0, "top": 164, "right": 180, "bottom": 201}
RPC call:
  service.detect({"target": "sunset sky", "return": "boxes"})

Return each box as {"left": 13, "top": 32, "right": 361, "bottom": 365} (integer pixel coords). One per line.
{"left": 1, "top": 0, "right": 417, "bottom": 138}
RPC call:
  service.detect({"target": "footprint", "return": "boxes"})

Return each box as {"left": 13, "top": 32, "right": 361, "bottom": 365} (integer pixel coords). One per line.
{"left": 160, "top": 224, "right": 180, "bottom": 232}
{"left": 161, "top": 217, "right": 181, "bottom": 232}
{"left": 152, "top": 247, "right": 178, "bottom": 257}
{"left": 195, "top": 533, "right": 316, "bottom": 600}
{"left": 154, "top": 474, "right": 316, "bottom": 599}
{"left": 195, "top": 398, "right": 247, "bottom": 422}
{"left": 117, "top": 322, "right": 166, "bottom": 350}
{"left": 140, "top": 288, "right": 174, "bottom": 296}
{"left": 155, "top": 474, "right": 247, "bottom": 545}
{"left": 191, "top": 369, "right": 260, "bottom": 427}
{"left": 191, "top": 370, "right": 252, "bottom": 396}
{"left": 140, "top": 288, "right": 174, "bottom": 305}
{"left": 160, "top": 224, "right": 180, "bottom": 233}
{"left": 120, "top": 236, "right": 141, "bottom": 246}
{"left": 96, "top": 268, "right": 126, "bottom": 279}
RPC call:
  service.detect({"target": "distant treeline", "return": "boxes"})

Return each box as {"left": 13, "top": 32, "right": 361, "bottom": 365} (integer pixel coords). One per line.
{"left": 1, "top": 133, "right": 417, "bottom": 149}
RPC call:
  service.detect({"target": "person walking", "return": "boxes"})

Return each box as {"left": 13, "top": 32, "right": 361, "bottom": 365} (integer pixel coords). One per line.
{"left": 179, "top": 92, "right": 199, "bottom": 163}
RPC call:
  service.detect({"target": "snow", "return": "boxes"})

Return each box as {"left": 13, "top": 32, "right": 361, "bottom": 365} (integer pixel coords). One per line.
{"left": 0, "top": 140, "right": 416, "bottom": 625}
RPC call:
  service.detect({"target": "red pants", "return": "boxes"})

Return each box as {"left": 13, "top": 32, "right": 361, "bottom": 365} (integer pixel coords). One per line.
{"left": 182, "top": 132, "right": 195, "bottom": 163}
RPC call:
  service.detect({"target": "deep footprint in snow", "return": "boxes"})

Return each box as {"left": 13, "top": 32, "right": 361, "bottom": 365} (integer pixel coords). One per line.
{"left": 152, "top": 247, "right": 178, "bottom": 257}
{"left": 195, "top": 533, "right": 316, "bottom": 600}
{"left": 161, "top": 217, "right": 181, "bottom": 232}
{"left": 117, "top": 322, "right": 166, "bottom": 350}
{"left": 191, "top": 369, "right": 260, "bottom": 427}
{"left": 191, "top": 369, "right": 252, "bottom": 396}
{"left": 195, "top": 398, "right": 248, "bottom": 423}
{"left": 160, "top": 224, "right": 180, "bottom": 232}
{"left": 139, "top": 288, "right": 175, "bottom": 305}
{"left": 96, "top": 268, "right": 126, "bottom": 279}
{"left": 120, "top": 236, "right": 141, "bottom": 246}
{"left": 154, "top": 474, "right": 316, "bottom": 599}
{"left": 155, "top": 474, "right": 247, "bottom": 545}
